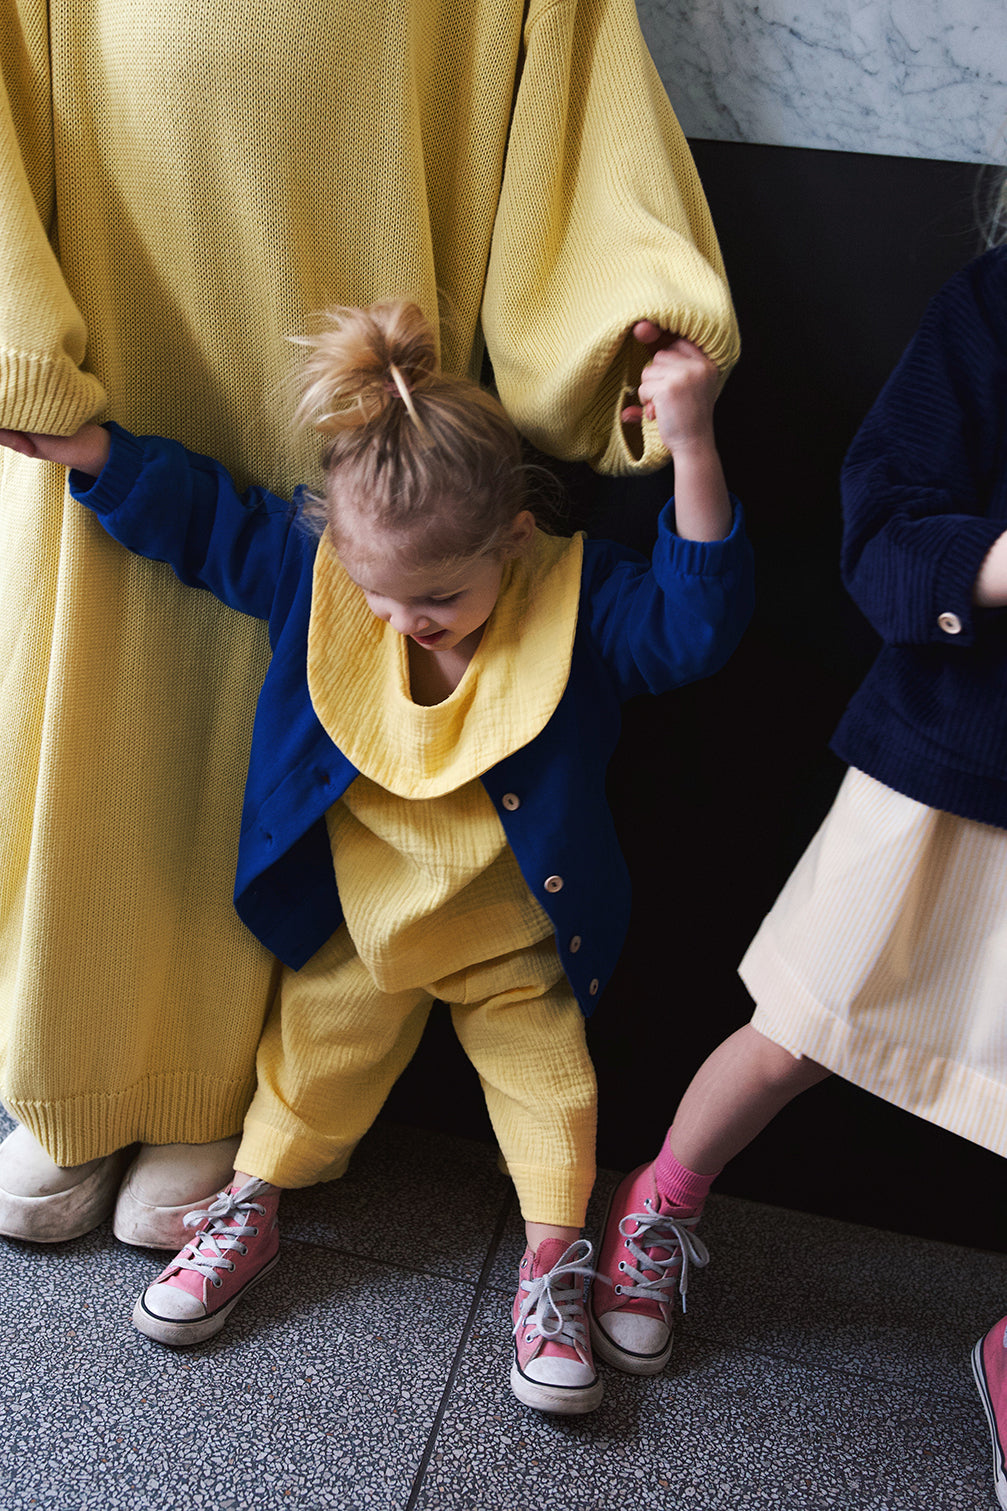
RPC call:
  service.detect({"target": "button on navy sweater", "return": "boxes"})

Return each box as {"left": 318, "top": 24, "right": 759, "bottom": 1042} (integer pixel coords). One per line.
{"left": 831, "top": 247, "right": 1007, "bottom": 828}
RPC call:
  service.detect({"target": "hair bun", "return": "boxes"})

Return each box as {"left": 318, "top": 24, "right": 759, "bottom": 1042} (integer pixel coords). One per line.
{"left": 294, "top": 300, "right": 439, "bottom": 437}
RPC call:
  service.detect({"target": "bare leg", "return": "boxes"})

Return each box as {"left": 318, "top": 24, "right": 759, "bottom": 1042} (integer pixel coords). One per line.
{"left": 590, "top": 1025, "right": 832, "bottom": 1377}
{"left": 525, "top": 1220, "right": 580, "bottom": 1248}
{"left": 234, "top": 1168, "right": 280, "bottom": 1193}
{"left": 667, "top": 1023, "right": 831, "bottom": 1175}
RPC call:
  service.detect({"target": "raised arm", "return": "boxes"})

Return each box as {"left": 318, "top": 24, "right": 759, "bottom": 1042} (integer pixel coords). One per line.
{"left": 1, "top": 421, "right": 309, "bottom": 625}
{"left": 635, "top": 332, "right": 731, "bottom": 543}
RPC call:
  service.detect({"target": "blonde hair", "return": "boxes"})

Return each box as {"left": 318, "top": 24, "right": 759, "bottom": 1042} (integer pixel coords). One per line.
{"left": 294, "top": 301, "right": 529, "bottom": 563}
{"left": 979, "top": 163, "right": 1007, "bottom": 248}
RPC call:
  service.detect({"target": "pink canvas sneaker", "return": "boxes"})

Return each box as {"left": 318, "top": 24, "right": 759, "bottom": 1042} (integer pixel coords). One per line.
{"left": 590, "top": 1162, "right": 708, "bottom": 1376}
{"left": 511, "top": 1237, "right": 603, "bottom": 1415}
{"left": 972, "top": 1316, "right": 1007, "bottom": 1509}
{"left": 132, "top": 1178, "right": 280, "bottom": 1346}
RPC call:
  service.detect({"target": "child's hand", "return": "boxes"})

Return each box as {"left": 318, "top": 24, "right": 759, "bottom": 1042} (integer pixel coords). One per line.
{"left": 0, "top": 423, "right": 110, "bottom": 478}
{"left": 634, "top": 337, "right": 720, "bottom": 458}
{"left": 621, "top": 323, "right": 731, "bottom": 542}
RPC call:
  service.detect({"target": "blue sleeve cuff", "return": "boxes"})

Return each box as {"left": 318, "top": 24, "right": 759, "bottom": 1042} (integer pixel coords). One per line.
{"left": 654, "top": 494, "right": 748, "bottom": 577}
{"left": 68, "top": 422, "right": 147, "bottom": 515}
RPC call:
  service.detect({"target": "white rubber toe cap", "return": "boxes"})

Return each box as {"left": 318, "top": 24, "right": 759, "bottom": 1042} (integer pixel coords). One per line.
{"left": 602, "top": 1310, "right": 671, "bottom": 1354}
{"left": 141, "top": 1282, "right": 208, "bottom": 1323}
{"left": 524, "top": 1355, "right": 595, "bottom": 1388}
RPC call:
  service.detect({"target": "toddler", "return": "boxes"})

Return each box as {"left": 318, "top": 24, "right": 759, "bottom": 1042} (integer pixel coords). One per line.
{"left": 1, "top": 301, "right": 753, "bottom": 1414}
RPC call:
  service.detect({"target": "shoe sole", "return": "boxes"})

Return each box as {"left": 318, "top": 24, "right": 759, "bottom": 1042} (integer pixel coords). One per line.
{"left": 971, "top": 1336, "right": 1007, "bottom": 1511}
{"left": 132, "top": 1249, "right": 280, "bottom": 1347}
{"left": 587, "top": 1181, "right": 674, "bottom": 1377}
{"left": 509, "top": 1359, "right": 603, "bottom": 1415}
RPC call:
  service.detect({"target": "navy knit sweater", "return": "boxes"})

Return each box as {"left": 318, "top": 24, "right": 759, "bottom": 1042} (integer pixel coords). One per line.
{"left": 831, "top": 247, "right": 1007, "bottom": 827}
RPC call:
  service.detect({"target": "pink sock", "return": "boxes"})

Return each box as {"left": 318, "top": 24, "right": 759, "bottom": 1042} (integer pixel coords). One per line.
{"left": 652, "top": 1138, "right": 719, "bottom": 1215}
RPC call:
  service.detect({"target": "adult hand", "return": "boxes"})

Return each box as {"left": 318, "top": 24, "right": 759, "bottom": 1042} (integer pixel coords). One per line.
{"left": 621, "top": 321, "right": 679, "bottom": 426}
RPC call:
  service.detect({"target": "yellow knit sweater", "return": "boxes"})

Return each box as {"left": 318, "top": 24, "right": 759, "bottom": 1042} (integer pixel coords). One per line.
{"left": 0, "top": 0, "right": 737, "bottom": 1163}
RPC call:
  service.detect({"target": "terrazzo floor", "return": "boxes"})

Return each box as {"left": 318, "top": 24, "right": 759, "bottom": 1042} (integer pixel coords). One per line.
{"left": 1, "top": 1105, "right": 1003, "bottom": 1511}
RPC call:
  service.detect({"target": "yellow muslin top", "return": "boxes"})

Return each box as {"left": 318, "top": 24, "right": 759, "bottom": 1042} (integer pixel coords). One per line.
{"left": 310, "top": 528, "right": 584, "bottom": 992}
{"left": 1, "top": 0, "right": 736, "bottom": 1163}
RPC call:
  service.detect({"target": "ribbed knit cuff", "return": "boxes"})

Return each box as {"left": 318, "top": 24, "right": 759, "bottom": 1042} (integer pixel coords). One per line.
{"left": 0, "top": 347, "right": 105, "bottom": 435}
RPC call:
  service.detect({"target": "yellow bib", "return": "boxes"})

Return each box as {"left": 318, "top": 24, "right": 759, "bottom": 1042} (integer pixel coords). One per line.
{"left": 306, "top": 527, "right": 584, "bottom": 798}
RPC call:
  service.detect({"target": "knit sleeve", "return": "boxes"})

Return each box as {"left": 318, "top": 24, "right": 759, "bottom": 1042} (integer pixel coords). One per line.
{"left": 839, "top": 249, "right": 1007, "bottom": 649}
{"left": 480, "top": 0, "right": 739, "bottom": 477}
{"left": 0, "top": 1, "right": 105, "bottom": 432}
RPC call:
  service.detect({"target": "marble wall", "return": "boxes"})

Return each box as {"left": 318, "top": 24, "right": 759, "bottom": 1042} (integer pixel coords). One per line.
{"left": 638, "top": 0, "right": 1007, "bottom": 165}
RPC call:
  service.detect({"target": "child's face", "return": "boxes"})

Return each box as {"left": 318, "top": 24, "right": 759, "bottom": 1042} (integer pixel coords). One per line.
{"left": 338, "top": 509, "right": 535, "bottom": 658}
{"left": 340, "top": 544, "right": 509, "bottom": 656}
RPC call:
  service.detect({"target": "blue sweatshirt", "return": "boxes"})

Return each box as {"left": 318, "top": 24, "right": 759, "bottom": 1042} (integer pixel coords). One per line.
{"left": 70, "top": 424, "right": 754, "bottom": 1013}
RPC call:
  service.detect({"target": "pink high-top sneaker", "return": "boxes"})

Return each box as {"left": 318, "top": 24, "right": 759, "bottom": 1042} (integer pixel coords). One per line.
{"left": 973, "top": 1316, "right": 1007, "bottom": 1509}
{"left": 590, "top": 1162, "right": 708, "bottom": 1375}
{"left": 132, "top": 1178, "right": 280, "bottom": 1346}
{"left": 511, "top": 1237, "right": 603, "bottom": 1415}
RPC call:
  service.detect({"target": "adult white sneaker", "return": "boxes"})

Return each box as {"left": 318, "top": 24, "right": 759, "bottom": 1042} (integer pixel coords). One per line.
{"left": 113, "top": 1136, "right": 242, "bottom": 1250}
{"left": 0, "top": 1125, "right": 128, "bottom": 1242}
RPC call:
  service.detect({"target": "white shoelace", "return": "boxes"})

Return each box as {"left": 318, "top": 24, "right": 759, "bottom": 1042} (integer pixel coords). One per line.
{"left": 615, "top": 1199, "right": 710, "bottom": 1313}
{"left": 171, "top": 1178, "right": 271, "bottom": 1289}
{"left": 514, "top": 1238, "right": 600, "bottom": 1357}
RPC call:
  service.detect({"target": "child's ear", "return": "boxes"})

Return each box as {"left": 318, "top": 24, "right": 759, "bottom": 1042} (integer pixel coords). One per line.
{"left": 503, "top": 510, "right": 536, "bottom": 557}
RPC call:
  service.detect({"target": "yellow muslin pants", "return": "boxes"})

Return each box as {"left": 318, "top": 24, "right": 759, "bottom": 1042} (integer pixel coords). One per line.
{"left": 234, "top": 926, "right": 597, "bottom": 1228}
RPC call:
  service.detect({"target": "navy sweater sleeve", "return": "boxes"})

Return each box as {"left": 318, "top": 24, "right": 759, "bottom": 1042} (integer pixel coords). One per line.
{"left": 839, "top": 248, "right": 1007, "bottom": 649}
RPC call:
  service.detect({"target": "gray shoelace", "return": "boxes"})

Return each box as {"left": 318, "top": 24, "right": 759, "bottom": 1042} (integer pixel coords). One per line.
{"left": 614, "top": 1199, "right": 709, "bottom": 1312}
{"left": 170, "top": 1178, "right": 271, "bottom": 1289}
{"left": 514, "top": 1238, "right": 599, "bottom": 1355}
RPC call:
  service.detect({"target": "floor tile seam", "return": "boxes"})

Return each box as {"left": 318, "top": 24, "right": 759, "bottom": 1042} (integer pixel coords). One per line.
{"left": 278, "top": 1230, "right": 495, "bottom": 1286}
{"left": 680, "top": 1327, "right": 982, "bottom": 1403}
{"left": 402, "top": 1189, "right": 516, "bottom": 1511}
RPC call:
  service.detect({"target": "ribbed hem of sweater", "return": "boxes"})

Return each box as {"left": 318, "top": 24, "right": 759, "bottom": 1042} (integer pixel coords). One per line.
{"left": 830, "top": 714, "right": 1007, "bottom": 831}
{"left": 2, "top": 1072, "right": 255, "bottom": 1167}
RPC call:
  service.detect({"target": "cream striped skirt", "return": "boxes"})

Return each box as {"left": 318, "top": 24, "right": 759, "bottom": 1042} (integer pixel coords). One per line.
{"left": 741, "top": 767, "right": 1007, "bottom": 1157}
